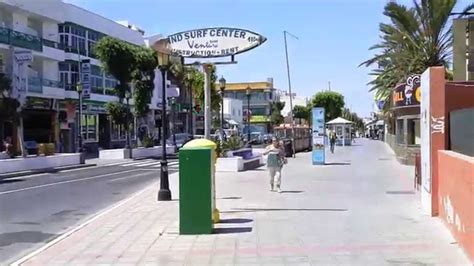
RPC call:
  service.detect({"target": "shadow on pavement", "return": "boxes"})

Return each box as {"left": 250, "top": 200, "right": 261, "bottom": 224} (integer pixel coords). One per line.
{"left": 324, "top": 162, "right": 351, "bottom": 166}
{"left": 386, "top": 191, "right": 416, "bottom": 195}
{"left": 280, "top": 190, "right": 304, "bottom": 193}
{"left": 219, "top": 196, "right": 242, "bottom": 200}
{"left": 213, "top": 227, "right": 252, "bottom": 234}
{"left": 221, "top": 208, "right": 348, "bottom": 213}
{"left": 0, "top": 178, "right": 25, "bottom": 184}
{"left": 218, "top": 218, "right": 253, "bottom": 224}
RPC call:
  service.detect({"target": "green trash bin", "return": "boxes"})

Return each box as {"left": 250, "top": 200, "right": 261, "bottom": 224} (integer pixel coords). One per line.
{"left": 179, "top": 144, "right": 214, "bottom": 234}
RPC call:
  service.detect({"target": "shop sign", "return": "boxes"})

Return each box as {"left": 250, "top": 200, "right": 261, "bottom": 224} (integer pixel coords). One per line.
{"left": 89, "top": 104, "right": 106, "bottom": 113}
{"left": 25, "top": 97, "right": 51, "bottom": 110}
{"left": 392, "top": 74, "right": 421, "bottom": 108}
{"left": 81, "top": 59, "right": 91, "bottom": 99}
{"left": 166, "top": 27, "right": 267, "bottom": 58}
{"left": 249, "top": 115, "right": 269, "bottom": 123}
{"left": 312, "top": 107, "right": 325, "bottom": 165}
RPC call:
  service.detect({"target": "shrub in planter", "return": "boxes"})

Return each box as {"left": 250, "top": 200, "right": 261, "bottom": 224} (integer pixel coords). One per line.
{"left": 141, "top": 134, "right": 155, "bottom": 148}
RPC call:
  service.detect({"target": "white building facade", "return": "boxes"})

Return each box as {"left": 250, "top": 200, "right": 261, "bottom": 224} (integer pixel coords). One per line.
{"left": 0, "top": 0, "right": 153, "bottom": 154}
{"left": 223, "top": 97, "right": 243, "bottom": 126}
{"left": 278, "top": 90, "right": 309, "bottom": 118}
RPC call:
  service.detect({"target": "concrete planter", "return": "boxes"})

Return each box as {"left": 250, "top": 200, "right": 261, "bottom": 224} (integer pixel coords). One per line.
{"left": 216, "top": 151, "right": 263, "bottom": 172}
{"left": 0, "top": 153, "right": 81, "bottom": 174}
{"left": 99, "top": 146, "right": 175, "bottom": 160}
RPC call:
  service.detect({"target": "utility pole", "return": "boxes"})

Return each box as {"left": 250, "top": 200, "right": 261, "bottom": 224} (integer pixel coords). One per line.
{"left": 283, "top": 30, "right": 298, "bottom": 158}
{"left": 328, "top": 81, "right": 331, "bottom": 91}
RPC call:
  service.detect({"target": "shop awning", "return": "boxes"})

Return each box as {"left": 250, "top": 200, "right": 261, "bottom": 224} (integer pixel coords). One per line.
{"left": 327, "top": 117, "right": 353, "bottom": 124}
{"left": 226, "top": 119, "right": 239, "bottom": 125}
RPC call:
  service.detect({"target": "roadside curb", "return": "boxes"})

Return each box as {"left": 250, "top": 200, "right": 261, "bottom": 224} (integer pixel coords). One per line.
{"left": 0, "top": 164, "right": 97, "bottom": 180}
{"left": 9, "top": 172, "right": 179, "bottom": 266}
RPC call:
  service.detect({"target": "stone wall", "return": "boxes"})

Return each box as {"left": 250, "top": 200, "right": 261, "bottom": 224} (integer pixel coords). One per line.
{"left": 386, "top": 133, "right": 419, "bottom": 165}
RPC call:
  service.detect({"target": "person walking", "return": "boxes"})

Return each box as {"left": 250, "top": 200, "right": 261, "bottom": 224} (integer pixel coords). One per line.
{"left": 329, "top": 131, "right": 336, "bottom": 153}
{"left": 263, "top": 137, "right": 286, "bottom": 193}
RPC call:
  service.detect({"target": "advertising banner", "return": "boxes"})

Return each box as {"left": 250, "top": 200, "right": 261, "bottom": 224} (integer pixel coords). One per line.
{"left": 392, "top": 74, "right": 421, "bottom": 108}
{"left": 312, "top": 107, "right": 325, "bottom": 165}
{"left": 81, "top": 59, "right": 91, "bottom": 99}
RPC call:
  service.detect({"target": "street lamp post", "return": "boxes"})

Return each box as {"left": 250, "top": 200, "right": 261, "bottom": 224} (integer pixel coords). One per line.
{"left": 76, "top": 82, "right": 84, "bottom": 153}
{"left": 219, "top": 76, "right": 226, "bottom": 142}
{"left": 186, "top": 71, "right": 193, "bottom": 137}
{"left": 125, "top": 90, "right": 131, "bottom": 150}
{"left": 170, "top": 97, "right": 177, "bottom": 152}
{"left": 246, "top": 86, "right": 251, "bottom": 145}
{"left": 157, "top": 51, "right": 172, "bottom": 201}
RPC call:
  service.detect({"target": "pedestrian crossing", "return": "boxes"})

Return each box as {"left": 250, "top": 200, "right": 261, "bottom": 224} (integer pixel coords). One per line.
{"left": 115, "top": 159, "right": 179, "bottom": 169}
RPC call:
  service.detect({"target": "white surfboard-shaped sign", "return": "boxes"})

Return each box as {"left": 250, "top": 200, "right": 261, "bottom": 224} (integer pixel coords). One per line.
{"left": 167, "top": 27, "right": 267, "bottom": 58}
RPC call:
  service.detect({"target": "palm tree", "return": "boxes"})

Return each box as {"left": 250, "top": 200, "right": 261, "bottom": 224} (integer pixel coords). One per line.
{"left": 360, "top": 0, "right": 474, "bottom": 112}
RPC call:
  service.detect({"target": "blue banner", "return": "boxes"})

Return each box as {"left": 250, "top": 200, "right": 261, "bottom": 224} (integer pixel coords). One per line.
{"left": 312, "top": 108, "right": 325, "bottom": 165}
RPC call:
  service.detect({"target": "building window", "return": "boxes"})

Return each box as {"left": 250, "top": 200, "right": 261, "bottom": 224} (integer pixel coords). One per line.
{"left": 251, "top": 107, "right": 267, "bottom": 115}
{"left": 232, "top": 108, "right": 235, "bottom": 116}
{"left": 111, "top": 119, "right": 136, "bottom": 140}
{"left": 396, "top": 119, "right": 405, "bottom": 144}
{"left": 407, "top": 118, "right": 421, "bottom": 145}
{"left": 81, "top": 114, "right": 98, "bottom": 142}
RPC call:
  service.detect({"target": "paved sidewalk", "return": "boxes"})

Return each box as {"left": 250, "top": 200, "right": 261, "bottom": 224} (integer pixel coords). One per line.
{"left": 17, "top": 139, "right": 471, "bottom": 265}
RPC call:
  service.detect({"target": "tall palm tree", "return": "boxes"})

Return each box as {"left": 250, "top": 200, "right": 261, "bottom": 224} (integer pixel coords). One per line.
{"left": 360, "top": 0, "right": 473, "bottom": 112}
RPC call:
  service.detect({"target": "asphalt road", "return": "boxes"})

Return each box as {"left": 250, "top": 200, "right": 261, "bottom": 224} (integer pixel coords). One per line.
{"left": 0, "top": 158, "right": 179, "bottom": 264}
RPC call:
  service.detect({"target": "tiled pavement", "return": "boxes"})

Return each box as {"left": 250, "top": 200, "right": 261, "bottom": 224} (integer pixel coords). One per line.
{"left": 18, "top": 139, "right": 471, "bottom": 265}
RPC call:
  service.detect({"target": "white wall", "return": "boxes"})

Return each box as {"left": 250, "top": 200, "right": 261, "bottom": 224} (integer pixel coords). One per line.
{"left": 63, "top": 3, "right": 144, "bottom": 45}
{"left": 1, "top": 0, "right": 64, "bottom": 23}
{"left": 280, "top": 94, "right": 308, "bottom": 117}
{"left": 42, "top": 60, "right": 58, "bottom": 80}
{"left": 224, "top": 98, "right": 243, "bottom": 123}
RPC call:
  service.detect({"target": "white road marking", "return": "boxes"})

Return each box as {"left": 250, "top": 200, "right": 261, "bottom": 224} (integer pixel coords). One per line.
{"left": 120, "top": 160, "right": 153, "bottom": 167}
{"left": 0, "top": 169, "right": 145, "bottom": 196}
{"left": 134, "top": 161, "right": 161, "bottom": 167}
{"left": 8, "top": 173, "right": 179, "bottom": 266}
{"left": 152, "top": 161, "right": 179, "bottom": 168}
{"left": 108, "top": 172, "right": 152, "bottom": 182}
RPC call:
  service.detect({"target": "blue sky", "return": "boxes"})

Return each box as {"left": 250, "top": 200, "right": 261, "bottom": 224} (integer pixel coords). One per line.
{"left": 67, "top": 0, "right": 471, "bottom": 117}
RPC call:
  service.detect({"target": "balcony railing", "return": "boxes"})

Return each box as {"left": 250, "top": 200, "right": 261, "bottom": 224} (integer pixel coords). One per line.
{"left": 42, "top": 39, "right": 64, "bottom": 50}
{"left": 0, "top": 26, "right": 65, "bottom": 52}
{"left": 28, "top": 77, "right": 43, "bottom": 93}
{"left": 27, "top": 77, "right": 63, "bottom": 94}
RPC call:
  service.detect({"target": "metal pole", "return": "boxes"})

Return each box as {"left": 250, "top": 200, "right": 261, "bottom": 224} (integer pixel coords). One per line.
{"left": 188, "top": 82, "right": 193, "bottom": 137}
{"left": 158, "top": 68, "right": 171, "bottom": 201}
{"left": 78, "top": 90, "right": 83, "bottom": 153}
{"left": 220, "top": 88, "right": 224, "bottom": 142}
{"left": 203, "top": 64, "right": 212, "bottom": 139}
{"left": 284, "top": 30, "right": 296, "bottom": 158}
{"left": 125, "top": 97, "right": 130, "bottom": 149}
{"left": 172, "top": 98, "right": 177, "bottom": 151}
{"left": 247, "top": 94, "right": 251, "bottom": 144}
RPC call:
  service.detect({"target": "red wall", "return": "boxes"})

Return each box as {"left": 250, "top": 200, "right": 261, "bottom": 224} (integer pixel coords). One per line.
{"left": 438, "top": 150, "right": 474, "bottom": 262}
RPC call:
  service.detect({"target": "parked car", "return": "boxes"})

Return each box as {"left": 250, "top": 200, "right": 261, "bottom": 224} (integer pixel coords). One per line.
{"left": 263, "top": 133, "right": 273, "bottom": 144}
{"left": 167, "top": 133, "right": 193, "bottom": 150}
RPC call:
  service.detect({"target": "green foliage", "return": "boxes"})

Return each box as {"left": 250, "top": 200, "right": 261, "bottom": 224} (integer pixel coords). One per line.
{"left": 95, "top": 37, "right": 157, "bottom": 123}
{"left": 293, "top": 105, "right": 311, "bottom": 122}
{"left": 94, "top": 37, "right": 136, "bottom": 101}
{"left": 360, "top": 0, "right": 467, "bottom": 114}
{"left": 105, "top": 102, "right": 128, "bottom": 127}
{"left": 309, "top": 91, "right": 345, "bottom": 122}
{"left": 270, "top": 101, "right": 285, "bottom": 126}
{"left": 169, "top": 63, "right": 221, "bottom": 114}
{"left": 132, "top": 47, "right": 157, "bottom": 118}
{"left": 141, "top": 134, "right": 155, "bottom": 148}
{"left": 216, "top": 136, "right": 243, "bottom": 157}
{"left": 0, "top": 70, "right": 19, "bottom": 122}
{"left": 341, "top": 108, "right": 365, "bottom": 132}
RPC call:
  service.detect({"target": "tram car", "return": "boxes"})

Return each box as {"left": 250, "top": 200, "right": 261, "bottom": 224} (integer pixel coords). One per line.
{"left": 273, "top": 124, "right": 312, "bottom": 153}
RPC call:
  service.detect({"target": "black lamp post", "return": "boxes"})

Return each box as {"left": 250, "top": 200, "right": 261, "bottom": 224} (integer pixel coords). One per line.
{"left": 170, "top": 97, "right": 177, "bottom": 152}
{"left": 125, "top": 90, "right": 131, "bottom": 150}
{"left": 76, "top": 82, "right": 84, "bottom": 153}
{"left": 157, "top": 50, "right": 172, "bottom": 201}
{"left": 246, "top": 86, "right": 251, "bottom": 144}
{"left": 187, "top": 71, "right": 193, "bottom": 137}
{"left": 219, "top": 76, "right": 226, "bottom": 142}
